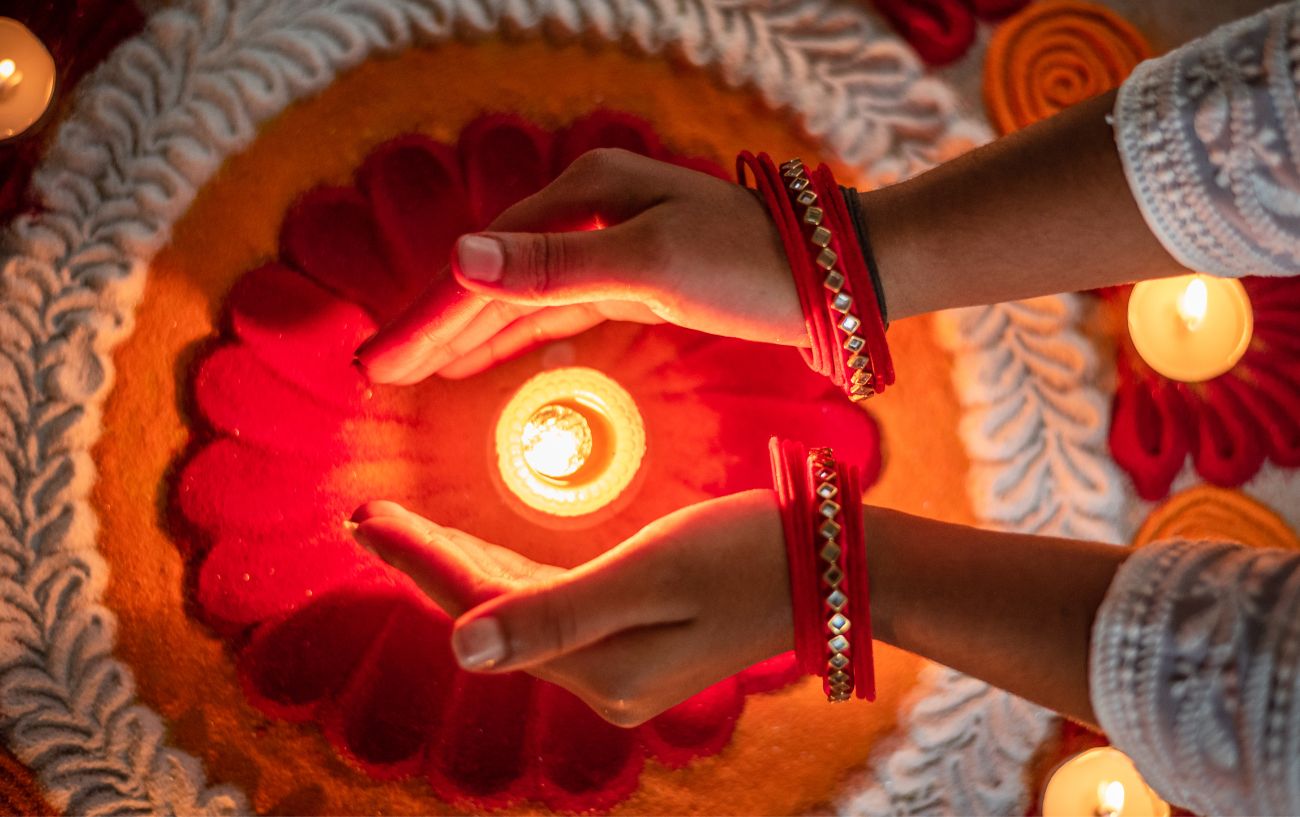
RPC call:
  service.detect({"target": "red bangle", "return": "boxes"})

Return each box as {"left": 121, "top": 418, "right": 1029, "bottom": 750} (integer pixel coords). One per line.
{"left": 769, "top": 438, "right": 819, "bottom": 669}
{"left": 738, "top": 152, "right": 833, "bottom": 378}
{"left": 812, "top": 164, "right": 894, "bottom": 393}
{"left": 769, "top": 436, "right": 876, "bottom": 702}
{"left": 807, "top": 447, "right": 854, "bottom": 701}
{"left": 839, "top": 462, "right": 876, "bottom": 700}
{"left": 736, "top": 152, "right": 893, "bottom": 400}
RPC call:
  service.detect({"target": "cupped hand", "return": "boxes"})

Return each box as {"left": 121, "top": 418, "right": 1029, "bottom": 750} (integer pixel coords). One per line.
{"left": 353, "top": 148, "right": 805, "bottom": 384}
{"left": 349, "top": 490, "right": 793, "bottom": 727}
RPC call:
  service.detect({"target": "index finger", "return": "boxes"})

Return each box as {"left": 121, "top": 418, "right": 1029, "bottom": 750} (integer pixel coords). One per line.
{"left": 356, "top": 151, "right": 668, "bottom": 383}
{"left": 353, "top": 269, "right": 486, "bottom": 383}
{"left": 353, "top": 515, "right": 505, "bottom": 616}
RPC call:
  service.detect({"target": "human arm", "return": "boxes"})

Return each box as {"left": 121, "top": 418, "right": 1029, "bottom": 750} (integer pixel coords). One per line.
{"left": 355, "top": 495, "right": 1300, "bottom": 815}
{"left": 350, "top": 493, "right": 1128, "bottom": 728}
{"left": 357, "top": 0, "right": 1300, "bottom": 382}
{"left": 354, "top": 94, "right": 1180, "bottom": 382}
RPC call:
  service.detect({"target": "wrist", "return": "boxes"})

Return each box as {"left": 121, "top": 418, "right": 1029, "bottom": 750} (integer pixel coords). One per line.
{"left": 743, "top": 488, "right": 798, "bottom": 658}
{"left": 860, "top": 504, "right": 898, "bottom": 648}
{"left": 858, "top": 186, "right": 923, "bottom": 322}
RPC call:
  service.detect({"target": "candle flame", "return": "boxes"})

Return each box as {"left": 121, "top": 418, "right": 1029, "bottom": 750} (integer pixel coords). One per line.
{"left": 497, "top": 368, "right": 645, "bottom": 517}
{"left": 521, "top": 404, "right": 593, "bottom": 479}
{"left": 0, "top": 58, "right": 21, "bottom": 95}
{"left": 1176, "top": 275, "right": 1208, "bottom": 332}
{"left": 1096, "top": 780, "right": 1125, "bottom": 817}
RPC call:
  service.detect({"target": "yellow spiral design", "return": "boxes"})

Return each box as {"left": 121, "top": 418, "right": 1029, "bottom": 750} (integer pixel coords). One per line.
{"left": 984, "top": 0, "right": 1150, "bottom": 134}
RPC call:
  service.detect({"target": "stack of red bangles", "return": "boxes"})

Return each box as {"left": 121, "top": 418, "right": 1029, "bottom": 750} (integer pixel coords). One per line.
{"left": 770, "top": 437, "right": 876, "bottom": 702}
{"left": 737, "top": 152, "right": 894, "bottom": 400}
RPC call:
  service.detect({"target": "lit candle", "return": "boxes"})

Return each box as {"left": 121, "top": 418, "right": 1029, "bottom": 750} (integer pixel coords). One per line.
{"left": 1128, "top": 273, "right": 1253, "bottom": 382}
{"left": 0, "top": 18, "right": 55, "bottom": 141}
{"left": 521, "top": 404, "right": 593, "bottom": 479}
{"left": 1042, "top": 747, "right": 1170, "bottom": 817}
{"left": 496, "top": 367, "right": 645, "bottom": 518}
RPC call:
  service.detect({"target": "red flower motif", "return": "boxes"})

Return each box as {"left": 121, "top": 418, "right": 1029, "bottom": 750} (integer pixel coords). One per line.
{"left": 171, "top": 112, "right": 882, "bottom": 810}
{"left": 1108, "top": 278, "right": 1300, "bottom": 501}
{"left": 868, "top": 0, "right": 1031, "bottom": 66}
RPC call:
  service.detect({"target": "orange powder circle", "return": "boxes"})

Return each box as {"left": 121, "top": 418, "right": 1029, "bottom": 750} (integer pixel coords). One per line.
{"left": 1133, "top": 485, "right": 1300, "bottom": 551}
{"left": 984, "top": 0, "right": 1151, "bottom": 134}
{"left": 91, "top": 38, "right": 978, "bottom": 816}
{"left": 0, "top": 747, "right": 55, "bottom": 817}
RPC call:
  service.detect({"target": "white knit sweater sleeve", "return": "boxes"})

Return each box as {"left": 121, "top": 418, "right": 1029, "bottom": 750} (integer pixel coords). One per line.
{"left": 1112, "top": 1, "right": 1300, "bottom": 278}
{"left": 1090, "top": 539, "right": 1300, "bottom": 815}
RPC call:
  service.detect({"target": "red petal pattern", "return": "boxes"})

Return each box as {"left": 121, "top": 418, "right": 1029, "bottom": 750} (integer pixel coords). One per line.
{"left": 868, "top": 0, "right": 1030, "bottom": 66}
{"left": 460, "top": 115, "right": 554, "bottom": 227}
{"left": 172, "top": 112, "right": 882, "bottom": 809}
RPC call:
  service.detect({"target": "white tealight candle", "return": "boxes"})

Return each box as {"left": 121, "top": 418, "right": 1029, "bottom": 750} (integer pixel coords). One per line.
{"left": 1128, "top": 273, "right": 1253, "bottom": 383}
{"left": 0, "top": 18, "right": 56, "bottom": 141}
{"left": 1042, "top": 747, "right": 1170, "bottom": 817}
{"left": 495, "top": 368, "right": 646, "bottom": 518}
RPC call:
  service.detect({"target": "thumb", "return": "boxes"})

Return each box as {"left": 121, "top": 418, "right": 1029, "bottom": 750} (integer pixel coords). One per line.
{"left": 450, "top": 548, "right": 691, "bottom": 673}
{"left": 452, "top": 224, "right": 651, "bottom": 307}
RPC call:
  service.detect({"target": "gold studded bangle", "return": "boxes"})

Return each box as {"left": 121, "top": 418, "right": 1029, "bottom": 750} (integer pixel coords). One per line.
{"left": 808, "top": 447, "right": 854, "bottom": 702}
{"left": 777, "top": 157, "right": 892, "bottom": 400}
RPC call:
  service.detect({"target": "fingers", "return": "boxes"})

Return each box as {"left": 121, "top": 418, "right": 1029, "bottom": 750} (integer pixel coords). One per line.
{"left": 486, "top": 147, "right": 670, "bottom": 234}
{"left": 354, "top": 269, "right": 486, "bottom": 384}
{"left": 350, "top": 500, "right": 543, "bottom": 583}
{"left": 450, "top": 545, "right": 696, "bottom": 674}
{"left": 350, "top": 499, "right": 553, "bottom": 618}
{"left": 383, "top": 300, "right": 535, "bottom": 386}
{"left": 352, "top": 515, "right": 499, "bottom": 617}
{"left": 356, "top": 149, "right": 672, "bottom": 384}
{"left": 451, "top": 221, "right": 653, "bottom": 307}
{"left": 435, "top": 304, "right": 606, "bottom": 380}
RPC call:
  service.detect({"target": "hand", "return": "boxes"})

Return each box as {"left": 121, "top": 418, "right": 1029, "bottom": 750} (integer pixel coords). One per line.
{"left": 353, "top": 148, "right": 806, "bottom": 384}
{"left": 349, "top": 490, "right": 793, "bottom": 727}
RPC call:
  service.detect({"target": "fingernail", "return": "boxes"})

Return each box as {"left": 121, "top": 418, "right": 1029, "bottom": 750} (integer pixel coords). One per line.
{"left": 349, "top": 503, "right": 380, "bottom": 524}
{"left": 350, "top": 524, "right": 380, "bottom": 557}
{"left": 453, "top": 617, "right": 507, "bottom": 670}
{"left": 342, "top": 519, "right": 359, "bottom": 532}
{"left": 457, "top": 235, "right": 503, "bottom": 283}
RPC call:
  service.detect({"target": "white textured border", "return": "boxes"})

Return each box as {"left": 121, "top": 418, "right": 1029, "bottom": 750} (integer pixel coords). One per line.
{"left": 0, "top": 0, "right": 1100, "bottom": 814}
{"left": 842, "top": 297, "right": 1128, "bottom": 815}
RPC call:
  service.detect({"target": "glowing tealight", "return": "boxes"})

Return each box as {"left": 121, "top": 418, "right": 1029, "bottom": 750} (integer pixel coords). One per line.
{"left": 1128, "top": 273, "right": 1253, "bottom": 383}
{"left": 1042, "top": 747, "right": 1169, "bottom": 817}
{"left": 521, "top": 404, "right": 593, "bottom": 479}
{"left": 495, "top": 367, "right": 645, "bottom": 518}
{"left": 0, "top": 19, "right": 56, "bottom": 140}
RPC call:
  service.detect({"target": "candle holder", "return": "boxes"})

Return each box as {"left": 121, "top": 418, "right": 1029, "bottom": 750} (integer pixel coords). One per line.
{"left": 494, "top": 366, "right": 647, "bottom": 520}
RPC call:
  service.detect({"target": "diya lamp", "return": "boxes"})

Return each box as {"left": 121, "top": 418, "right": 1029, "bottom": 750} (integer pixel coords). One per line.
{"left": 495, "top": 367, "right": 646, "bottom": 519}
{"left": 1042, "top": 747, "right": 1170, "bottom": 817}
{"left": 1128, "top": 272, "right": 1253, "bottom": 383}
{"left": 0, "top": 18, "right": 56, "bottom": 142}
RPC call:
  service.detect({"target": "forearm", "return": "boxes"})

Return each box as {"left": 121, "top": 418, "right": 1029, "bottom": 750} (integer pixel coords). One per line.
{"left": 866, "top": 91, "right": 1188, "bottom": 320}
{"left": 862, "top": 505, "right": 1130, "bottom": 726}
